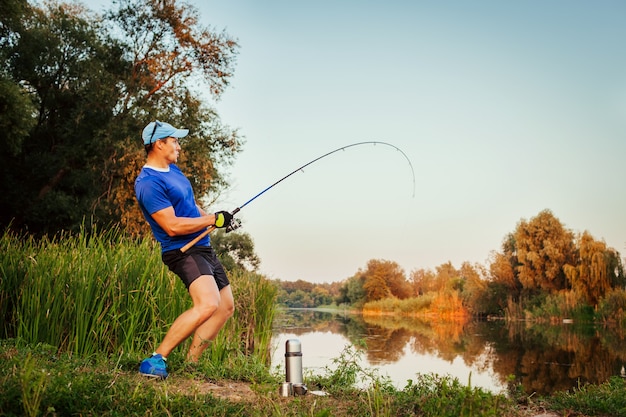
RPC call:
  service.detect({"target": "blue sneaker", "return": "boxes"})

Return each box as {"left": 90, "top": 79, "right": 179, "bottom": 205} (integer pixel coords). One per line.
{"left": 139, "top": 353, "right": 168, "bottom": 379}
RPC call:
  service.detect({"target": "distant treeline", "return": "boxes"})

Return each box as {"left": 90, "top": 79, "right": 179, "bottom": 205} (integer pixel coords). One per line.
{"left": 277, "top": 209, "right": 625, "bottom": 323}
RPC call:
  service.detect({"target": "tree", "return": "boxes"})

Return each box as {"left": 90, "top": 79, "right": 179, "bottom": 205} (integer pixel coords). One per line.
{"left": 489, "top": 251, "right": 518, "bottom": 291}
{"left": 0, "top": 76, "right": 36, "bottom": 163}
{"left": 0, "top": 1, "right": 129, "bottom": 232}
{"left": 459, "top": 262, "right": 487, "bottom": 315}
{"left": 489, "top": 233, "right": 522, "bottom": 290}
{"left": 274, "top": 280, "right": 335, "bottom": 307}
{"left": 0, "top": 0, "right": 242, "bottom": 235}
{"left": 514, "top": 209, "right": 575, "bottom": 292}
{"left": 311, "top": 286, "right": 332, "bottom": 306}
{"left": 210, "top": 229, "right": 260, "bottom": 272}
{"left": 102, "top": 0, "right": 241, "bottom": 234}
{"left": 484, "top": 249, "right": 522, "bottom": 315}
{"left": 361, "top": 259, "right": 409, "bottom": 301}
{"left": 410, "top": 268, "right": 436, "bottom": 295}
{"left": 434, "top": 261, "right": 462, "bottom": 292}
{"left": 0, "top": 1, "right": 36, "bottom": 158}
{"left": 338, "top": 274, "right": 366, "bottom": 306}
{"left": 362, "top": 272, "right": 391, "bottom": 301}
{"left": 564, "top": 231, "right": 625, "bottom": 305}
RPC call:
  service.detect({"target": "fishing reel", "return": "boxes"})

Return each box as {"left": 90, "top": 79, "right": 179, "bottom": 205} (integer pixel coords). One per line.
{"left": 226, "top": 218, "right": 242, "bottom": 233}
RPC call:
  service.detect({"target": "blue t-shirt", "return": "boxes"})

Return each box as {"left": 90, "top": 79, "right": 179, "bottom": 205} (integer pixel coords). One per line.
{"left": 134, "top": 164, "right": 210, "bottom": 252}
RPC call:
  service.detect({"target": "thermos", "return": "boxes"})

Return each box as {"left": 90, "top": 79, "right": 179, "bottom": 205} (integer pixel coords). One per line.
{"left": 285, "top": 339, "right": 303, "bottom": 384}
{"left": 280, "top": 338, "right": 307, "bottom": 396}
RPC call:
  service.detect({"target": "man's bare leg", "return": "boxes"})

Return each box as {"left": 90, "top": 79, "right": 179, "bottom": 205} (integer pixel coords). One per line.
{"left": 154, "top": 275, "right": 221, "bottom": 358}
{"left": 187, "top": 285, "right": 235, "bottom": 362}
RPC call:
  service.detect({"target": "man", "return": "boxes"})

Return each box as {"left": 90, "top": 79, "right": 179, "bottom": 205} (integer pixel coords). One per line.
{"left": 134, "top": 120, "right": 235, "bottom": 379}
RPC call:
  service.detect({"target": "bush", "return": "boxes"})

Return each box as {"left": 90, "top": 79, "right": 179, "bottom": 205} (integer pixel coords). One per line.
{"left": 596, "top": 289, "right": 626, "bottom": 325}
{"left": 394, "top": 373, "right": 509, "bottom": 417}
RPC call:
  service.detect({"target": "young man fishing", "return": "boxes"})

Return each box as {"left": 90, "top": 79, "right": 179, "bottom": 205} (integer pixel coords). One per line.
{"left": 134, "top": 120, "right": 235, "bottom": 378}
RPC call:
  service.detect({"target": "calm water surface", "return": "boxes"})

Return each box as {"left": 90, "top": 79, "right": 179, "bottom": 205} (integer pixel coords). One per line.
{"left": 270, "top": 309, "right": 626, "bottom": 396}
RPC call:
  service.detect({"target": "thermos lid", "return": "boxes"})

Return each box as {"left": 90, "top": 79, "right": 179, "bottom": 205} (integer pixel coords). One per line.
{"left": 285, "top": 338, "right": 301, "bottom": 353}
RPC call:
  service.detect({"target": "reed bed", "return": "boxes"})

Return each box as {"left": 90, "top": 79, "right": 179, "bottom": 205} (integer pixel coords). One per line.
{"left": 0, "top": 228, "right": 277, "bottom": 365}
{"left": 209, "top": 268, "right": 278, "bottom": 365}
{"left": 362, "top": 294, "right": 434, "bottom": 316}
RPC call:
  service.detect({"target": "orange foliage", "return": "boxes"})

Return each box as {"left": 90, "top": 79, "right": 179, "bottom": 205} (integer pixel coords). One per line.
{"left": 430, "top": 291, "right": 469, "bottom": 321}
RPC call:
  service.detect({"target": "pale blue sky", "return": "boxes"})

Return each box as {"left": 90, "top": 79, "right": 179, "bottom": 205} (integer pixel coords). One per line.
{"left": 86, "top": 0, "right": 626, "bottom": 283}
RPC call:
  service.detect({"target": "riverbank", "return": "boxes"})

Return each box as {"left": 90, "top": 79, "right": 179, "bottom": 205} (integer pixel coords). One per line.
{"left": 3, "top": 339, "right": 623, "bottom": 417}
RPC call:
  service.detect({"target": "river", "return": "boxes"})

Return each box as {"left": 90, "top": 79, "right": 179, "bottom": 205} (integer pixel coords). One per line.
{"left": 270, "top": 309, "right": 626, "bottom": 396}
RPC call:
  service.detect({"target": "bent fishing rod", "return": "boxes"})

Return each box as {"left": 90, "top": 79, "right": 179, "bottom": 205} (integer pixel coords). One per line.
{"left": 181, "top": 141, "right": 415, "bottom": 253}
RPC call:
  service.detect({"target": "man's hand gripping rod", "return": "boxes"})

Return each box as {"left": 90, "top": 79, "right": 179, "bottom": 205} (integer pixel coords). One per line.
{"left": 180, "top": 207, "right": 241, "bottom": 253}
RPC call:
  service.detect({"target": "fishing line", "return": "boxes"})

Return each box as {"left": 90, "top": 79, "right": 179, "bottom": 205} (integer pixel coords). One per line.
{"left": 181, "top": 141, "right": 416, "bottom": 252}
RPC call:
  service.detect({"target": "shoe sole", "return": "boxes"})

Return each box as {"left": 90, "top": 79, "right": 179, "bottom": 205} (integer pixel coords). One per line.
{"left": 140, "top": 372, "right": 168, "bottom": 379}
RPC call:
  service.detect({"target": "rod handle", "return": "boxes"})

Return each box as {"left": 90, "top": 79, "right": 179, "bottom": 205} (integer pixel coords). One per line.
{"left": 180, "top": 207, "right": 240, "bottom": 253}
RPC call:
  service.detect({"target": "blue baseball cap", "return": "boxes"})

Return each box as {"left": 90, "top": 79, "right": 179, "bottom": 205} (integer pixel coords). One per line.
{"left": 142, "top": 120, "right": 189, "bottom": 145}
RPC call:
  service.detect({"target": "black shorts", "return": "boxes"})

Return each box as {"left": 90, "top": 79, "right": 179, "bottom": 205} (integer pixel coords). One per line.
{"left": 162, "top": 246, "right": 230, "bottom": 290}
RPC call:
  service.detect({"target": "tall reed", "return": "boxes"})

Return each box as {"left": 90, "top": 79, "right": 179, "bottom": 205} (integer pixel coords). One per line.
{"left": 1, "top": 228, "right": 277, "bottom": 364}
{"left": 363, "top": 294, "right": 434, "bottom": 316}
{"left": 0, "top": 229, "right": 34, "bottom": 339}
{"left": 206, "top": 268, "right": 278, "bottom": 364}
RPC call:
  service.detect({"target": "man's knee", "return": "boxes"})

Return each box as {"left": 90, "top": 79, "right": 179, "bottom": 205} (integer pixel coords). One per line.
{"left": 218, "top": 286, "right": 235, "bottom": 318}
{"left": 195, "top": 302, "right": 218, "bottom": 323}
{"left": 224, "top": 301, "right": 235, "bottom": 318}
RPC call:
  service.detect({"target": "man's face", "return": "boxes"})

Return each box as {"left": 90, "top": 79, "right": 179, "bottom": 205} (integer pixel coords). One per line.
{"left": 161, "top": 137, "right": 181, "bottom": 163}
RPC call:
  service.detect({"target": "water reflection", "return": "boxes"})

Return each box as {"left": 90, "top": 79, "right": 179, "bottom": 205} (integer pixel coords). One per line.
{"left": 271, "top": 309, "right": 626, "bottom": 396}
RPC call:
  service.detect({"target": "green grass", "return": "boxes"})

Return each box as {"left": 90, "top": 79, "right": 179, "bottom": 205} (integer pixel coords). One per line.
{"left": 0, "top": 340, "right": 253, "bottom": 416}
{"left": 546, "top": 377, "right": 626, "bottom": 416}
{"left": 0, "top": 339, "right": 519, "bottom": 417}
{"left": 4, "top": 337, "right": 626, "bottom": 416}
{"left": 309, "top": 345, "right": 513, "bottom": 417}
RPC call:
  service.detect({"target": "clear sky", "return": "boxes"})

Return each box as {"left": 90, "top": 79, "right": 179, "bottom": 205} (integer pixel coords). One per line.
{"left": 85, "top": 0, "right": 626, "bottom": 283}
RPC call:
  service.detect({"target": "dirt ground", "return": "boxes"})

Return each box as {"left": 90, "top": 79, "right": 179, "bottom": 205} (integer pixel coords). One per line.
{"left": 143, "top": 376, "right": 562, "bottom": 417}
{"left": 164, "top": 377, "right": 259, "bottom": 402}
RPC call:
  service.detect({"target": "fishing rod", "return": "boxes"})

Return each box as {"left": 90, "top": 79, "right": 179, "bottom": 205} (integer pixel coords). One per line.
{"left": 181, "top": 141, "right": 415, "bottom": 253}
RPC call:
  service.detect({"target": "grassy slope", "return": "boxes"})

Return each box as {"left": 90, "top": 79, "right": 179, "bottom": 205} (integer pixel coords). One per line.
{"left": 5, "top": 339, "right": 625, "bottom": 417}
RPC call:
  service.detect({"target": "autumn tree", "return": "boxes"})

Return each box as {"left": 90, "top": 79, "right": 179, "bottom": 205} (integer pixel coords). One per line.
{"left": 477, "top": 251, "right": 518, "bottom": 315}
{"left": 514, "top": 209, "right": 576, "bottom": 293}
{"left": 480, "top": 232, "right": 525, "bottom": 314}
{"left": 362, "top": 273, "right": 389, "bottom": 301}
{"left": 434, "top": 262, "right": 462, "bottom": 292}
{"left": 410, "top": 262, "right": 464, "bottom": 296}
{"left": 102, "top": 0, "right": 241, "bottom": 234}
{"left": 564, "top": 231, "right": 625, "bottom": 305}
{"left": 459, "top": 262, "right": 489, "bottom": 315}
{"left": 410, "top": 268, "right": 436, "bottom": 295}
{"left": 361, "top": 259, "right": 410, "bottom": 302}
{"left": 489, "top": 251, "right": 518, "bottom": 292}
{"left": 488, "top": 233, "right": 521, "bottom": 292}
